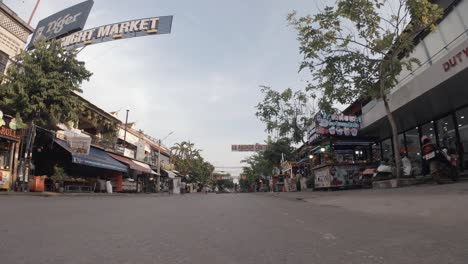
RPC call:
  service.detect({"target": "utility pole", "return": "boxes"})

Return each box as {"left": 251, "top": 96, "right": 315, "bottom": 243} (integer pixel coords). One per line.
{"left": 123, "top": 110, "right": 129, "bottom": 151}
{"left": 156, "top": 131, "right": 174, "bottom": 192}
{"left": 28, "top": 0, "right": 41, "bottom": 25}
{"left": 157, "top": 139, "right": 161, "bottom": 193}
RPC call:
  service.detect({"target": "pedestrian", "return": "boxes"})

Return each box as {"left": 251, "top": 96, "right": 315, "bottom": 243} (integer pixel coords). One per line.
{"left": 181, "top": 181, "right": 186, "bottom": 195}
{"left": 168, "top": 180, "right": 173, "bottom": 195}
{"left": 106, "top": 177, "right": 113, "bottom": 194}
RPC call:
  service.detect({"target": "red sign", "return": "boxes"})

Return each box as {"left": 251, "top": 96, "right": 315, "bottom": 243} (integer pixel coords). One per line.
{"left": 0, "top": 126, "right": 20, "bottom": 140}
{"left": 231, "top": 144, "right": 268, "bottom": 152}
{"left": 443, "top": 46, "right": 468, "bottom": 72}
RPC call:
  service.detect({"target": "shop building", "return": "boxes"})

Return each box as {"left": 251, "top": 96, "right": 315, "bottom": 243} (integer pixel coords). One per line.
{"left": 0, "top": 3, "right": 33, "bottom": 190}
{"left": 0, "top": 2, "right": 33, "bottom": 73}
{"left": 360, "top": 0, "right": 468, "bottom": 174}
{"left": 0, "top": 113, "right": 21, "bottom": 190}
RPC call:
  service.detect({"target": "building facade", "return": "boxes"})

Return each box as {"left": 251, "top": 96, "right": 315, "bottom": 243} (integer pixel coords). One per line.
{"left": 361, "top": 0, "right": 468, "bottom": 174}
{"left": 0, "top": 3, "right": 33, "bottom": 73}
{"left": 0, "top": 3, "right": 33, "bottom": 190}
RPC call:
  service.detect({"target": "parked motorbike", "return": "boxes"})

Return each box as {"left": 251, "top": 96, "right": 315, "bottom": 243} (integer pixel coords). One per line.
{"left": 421, "top": 140, "right": 458, "bottom": 184}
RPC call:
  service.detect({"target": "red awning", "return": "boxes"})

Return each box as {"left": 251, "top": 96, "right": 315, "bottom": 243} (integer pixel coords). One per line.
{"left": 108, "top": 153, "right": 158, "bottom": 175}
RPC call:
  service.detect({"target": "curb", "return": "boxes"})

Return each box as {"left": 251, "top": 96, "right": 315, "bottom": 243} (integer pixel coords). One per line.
{"left": 0, "top": 192, "right": 171, "bottom": 197}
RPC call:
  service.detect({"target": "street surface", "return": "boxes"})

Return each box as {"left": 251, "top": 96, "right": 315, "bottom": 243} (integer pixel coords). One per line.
{"left": 1, "top": 183, "right": 468, "bottom": 264}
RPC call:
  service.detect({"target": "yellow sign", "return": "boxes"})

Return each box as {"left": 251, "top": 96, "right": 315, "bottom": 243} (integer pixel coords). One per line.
{"left": 0, "top": 170, "right": 11, "bottom": 190}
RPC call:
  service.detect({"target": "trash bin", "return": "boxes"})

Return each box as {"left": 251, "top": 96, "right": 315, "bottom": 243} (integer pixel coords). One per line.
{"left": 29, "top": 176, "right": 45, "bottom": 192}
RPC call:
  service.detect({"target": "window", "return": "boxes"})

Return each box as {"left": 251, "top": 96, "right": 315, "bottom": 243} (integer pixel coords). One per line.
{"left": 372, "top": 143, "right": 381, "bottom": 162}
{"left": 398, "top": 133, "right": 406, "bottom": 153}
{"left": 436, "top": 114, "right": 457, "bottom": 153}
{"left": 0, "top": 50, "right": 9, "bottom": 74}
{"left": 456, "top": 108, "right": 468, "bottom": 169}
{"left": 405, "top": 127, "right": 422, "bottom": 176}
{"left": 381, "top": 138, "right": 392, "bottom": 162}
{"left": 421, "top": 121, "right": 436, "bottom": 143}
{"left": 0, "top": 139, "right": 12, "bottom": 170}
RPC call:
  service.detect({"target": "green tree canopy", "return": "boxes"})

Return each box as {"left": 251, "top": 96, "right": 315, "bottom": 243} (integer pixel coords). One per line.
{"left": 241, "top": 137, "right": 294, "bottom": 186}
{"left": 0, "top": 39, "right": 92, "bottom": 128}
{"left": 171, "top": 141, "right": 214, "bottom": 184}
{"left": 256, "top": 86, "right": 314, "bottom": 144}
{"left": 288, "top": 0, "right": 443, "bottom": 178}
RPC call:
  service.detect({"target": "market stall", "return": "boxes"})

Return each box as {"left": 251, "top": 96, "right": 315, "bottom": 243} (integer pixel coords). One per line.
{"left": 308, "top": 112, "right": 378, "bottom": 189}
{"left": 0, "top": 113, "right": 21, "bottom": 191}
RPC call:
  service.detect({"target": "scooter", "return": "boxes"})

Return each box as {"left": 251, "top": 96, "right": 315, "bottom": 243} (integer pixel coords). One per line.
{"left": 421, "top": 143, "right": 458, "bottom": 184}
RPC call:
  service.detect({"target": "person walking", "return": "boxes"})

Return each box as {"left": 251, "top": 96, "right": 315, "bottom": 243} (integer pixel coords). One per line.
{"left": 181, "top": 181, "right": 186, "bottom": 195}
{"left": 168, "top": 180, "right": 173, "bottom": 195}
{"left": 105, "top": 177, "right": 113, "bottom": 194}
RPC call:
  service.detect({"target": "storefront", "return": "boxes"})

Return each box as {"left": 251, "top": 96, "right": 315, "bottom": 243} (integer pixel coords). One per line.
{"left": 360, "top": 0, "right": 468, "bottom": 175}
{"left": 308, "top": 112, "right": 377, "bottom": 189}
{"left": 34, "top": 137, "right": 128, "bottom": 192}
{"left": 0, "top": 113, "right": 21, "bottom": 191}
{"left": 369, "top": 107, "right": 468, "bottom": 175}
{"left": 108, "top": 152, "right": 158, "bottom": 193}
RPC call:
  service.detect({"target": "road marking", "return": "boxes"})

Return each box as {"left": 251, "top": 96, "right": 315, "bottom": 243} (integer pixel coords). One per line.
{"left": 322, "top": 233, "right": 336, "bottom": 240}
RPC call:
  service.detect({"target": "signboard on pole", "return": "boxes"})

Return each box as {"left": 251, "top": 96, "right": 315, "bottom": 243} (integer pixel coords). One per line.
{"left": 231, "top": 144, "right": 268, "bottom": 152}
{"left": 60, "top": 15, "right": 173, "bottom": 49}
{"left": 28, "top": 0, "right": 94, "bottom": 49}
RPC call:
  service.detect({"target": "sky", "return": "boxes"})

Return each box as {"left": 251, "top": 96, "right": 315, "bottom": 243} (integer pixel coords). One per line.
{"left": 5, "top": 0, "right": 319, "bottom": 175}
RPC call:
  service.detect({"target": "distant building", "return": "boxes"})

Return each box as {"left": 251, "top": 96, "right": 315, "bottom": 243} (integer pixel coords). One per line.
{"left": 115, "top": 122, "right": 171, "bottom": 167}
{"left": 0, "top": 2, "right": 33, "bottom": 73}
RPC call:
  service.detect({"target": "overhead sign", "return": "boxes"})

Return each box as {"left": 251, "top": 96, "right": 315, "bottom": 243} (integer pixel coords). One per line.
{"left": 231, "top": 144, "right": 268, "bottom": 152}
{"left": 28, "top": 0, "right": 94, "bottom": 49}
{"left": 60, "top": 16, "right": 173, "bottom": 49}
{"left": 315, "top": 113, "right": 361, "bottom": 137}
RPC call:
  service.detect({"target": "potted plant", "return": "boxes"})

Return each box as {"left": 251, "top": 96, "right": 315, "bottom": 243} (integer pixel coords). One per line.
{"left": 51, "top": 165, "right": 67, "bottom": 192}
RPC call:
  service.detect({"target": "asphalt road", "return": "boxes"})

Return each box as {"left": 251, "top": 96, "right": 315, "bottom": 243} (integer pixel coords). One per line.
{"left": 0, "top": 192, "right": 467, "bottom": 264}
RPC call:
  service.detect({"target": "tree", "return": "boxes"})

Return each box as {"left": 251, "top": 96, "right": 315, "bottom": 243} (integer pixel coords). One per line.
{"left": 0, "top": 39, "right": 92, "bottom": 128}
{"left": 288, "top": 0, "right": 443, "bottom": 178}
{"left": 170, "top": 141, "right": 214, "bottom": 184}
{"left": 241, "top": 137, "right": 295, "bottom": 188}
{"left": 256, "top": 86, "right": 315, "bottom": 144}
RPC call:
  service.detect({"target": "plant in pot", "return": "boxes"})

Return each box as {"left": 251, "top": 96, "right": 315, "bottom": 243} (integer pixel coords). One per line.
{"left": 51, "top": 165, "right": 67, "bottom": 192}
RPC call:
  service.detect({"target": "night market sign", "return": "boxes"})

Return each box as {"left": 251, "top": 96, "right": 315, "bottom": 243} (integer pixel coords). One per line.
{"left": 60, "top": 16, "right": 173, "bottom": 49}
{"left": 315, "top": 113, "right": 361, "bottom": 137}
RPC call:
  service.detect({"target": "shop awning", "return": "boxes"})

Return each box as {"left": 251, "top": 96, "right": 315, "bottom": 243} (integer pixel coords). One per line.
{"left": 161, "top": 169, "right": 180, "bottom": 178}
{"left": 54, "top": 139, "right": 128, "bottom": 173}
{"left": 107, "top": 153, "right": 158, "bottom": 175}
{"left": 132, "top": 160, "right": 158, "bottom": 175}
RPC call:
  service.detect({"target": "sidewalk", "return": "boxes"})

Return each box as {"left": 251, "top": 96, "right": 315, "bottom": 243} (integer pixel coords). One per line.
{"left": 261, "top": 181, "right": 468, "bottom": 225}
{"left": 0, "top": 191, "right": 170, "bottom": 197}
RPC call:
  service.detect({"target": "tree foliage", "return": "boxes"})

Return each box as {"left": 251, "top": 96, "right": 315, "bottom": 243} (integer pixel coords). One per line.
{"left": 171, "top": 141, "right": 214, "bottom": 184}
{"left": 0, "top": 39, "right": 92, "bottom": 128}
{"left": 241, "top": 138, "right": 294, "bottom": 186}
{"left": 256, "top": 85, "right": 314, "bottom": 144}
{"left": 288, "top": 0, "right": 443, "bottom": 177}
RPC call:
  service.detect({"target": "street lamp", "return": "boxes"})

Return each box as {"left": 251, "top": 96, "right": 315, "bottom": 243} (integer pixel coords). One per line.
{"left": 309, "top": 154, "right": 314, "bottom": 159}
